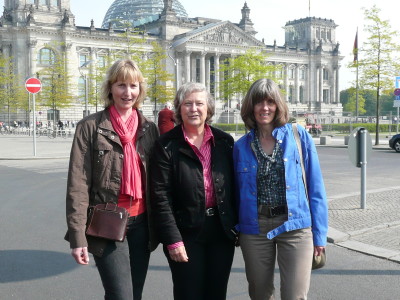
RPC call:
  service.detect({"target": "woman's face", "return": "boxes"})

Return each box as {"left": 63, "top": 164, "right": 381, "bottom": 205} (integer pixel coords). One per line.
{"left": 110, "top": 79, "right": 140, "bottom": 113}
{"left": 180, "top": 91, "right": 208, "bottom": 129}
{"left": 253, "top": 98, "right": 277, "bottom": 127}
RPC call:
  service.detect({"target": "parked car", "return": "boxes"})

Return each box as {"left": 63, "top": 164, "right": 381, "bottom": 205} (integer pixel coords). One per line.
{"left": 389, "top": 134, "right": 400, "bottom": 153}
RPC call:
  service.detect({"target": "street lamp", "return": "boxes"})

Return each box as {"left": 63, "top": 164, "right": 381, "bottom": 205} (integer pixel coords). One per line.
{"left": 79, "top": 60, "right": 94, "bottom": 117}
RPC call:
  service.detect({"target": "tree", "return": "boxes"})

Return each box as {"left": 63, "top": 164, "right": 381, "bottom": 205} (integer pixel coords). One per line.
{"left": 0, "top": 54, "right": 26, "bottom": 125}
{"left": 144, "top": 41, "right": 175, "bottom": 119}
{"left": 343, "top": 87, "right": 366, "bottom": 115}
{"left": 218, "top": 49, "right": 281, "bottom": 106}
{"left": 37, "top": 42, "right": 75, "bottom": 130}
{"left": 357, "top": 5, "right": 400, "bottom": 144}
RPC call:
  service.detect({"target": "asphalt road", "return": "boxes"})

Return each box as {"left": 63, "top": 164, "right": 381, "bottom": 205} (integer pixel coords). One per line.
{"left": 0, "top": 147, "right": 399, "bottom": 299}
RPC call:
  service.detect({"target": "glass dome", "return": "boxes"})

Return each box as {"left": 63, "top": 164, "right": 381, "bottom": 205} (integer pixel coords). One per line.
{"left": 101, "top": 0, "right": 188, "bottom": 28}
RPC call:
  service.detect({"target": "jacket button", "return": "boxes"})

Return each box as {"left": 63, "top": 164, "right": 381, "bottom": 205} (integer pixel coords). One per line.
{"left": 286, "top": 185, "right": 290, "bottom": 189}
{"left": 283, "top": 158, "right": 288, "bottom": 162}
{"left": 111, "top": 135, "right": 115, "bottom": 140}
{"left": 98, "top": 129, "right": 103, "bottom": 134}
{"left": 119, "top": 154, "right": 124, "bottom": 159}
{"left": 216, "top": 179, "right": 220, "bottom": 182}
{"left": 289, "top": 212, "right": 293, "bottom": 217}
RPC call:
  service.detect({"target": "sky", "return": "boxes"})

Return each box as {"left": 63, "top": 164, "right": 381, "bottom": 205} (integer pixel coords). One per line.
{"left": 1, "top": 0, "right": 399, "bottom": 90}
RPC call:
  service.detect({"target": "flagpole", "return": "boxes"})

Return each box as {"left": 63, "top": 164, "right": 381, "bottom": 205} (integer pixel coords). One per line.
{"left": 355, "top": 28, "right": 359, "bottom": 123}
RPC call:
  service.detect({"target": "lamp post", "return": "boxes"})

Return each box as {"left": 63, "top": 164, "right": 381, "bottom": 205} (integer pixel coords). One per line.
{"left": 79, "top": 60, "right": 94, "bottom": 117}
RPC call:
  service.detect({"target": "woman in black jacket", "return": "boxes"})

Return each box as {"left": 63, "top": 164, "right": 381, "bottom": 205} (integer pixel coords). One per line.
{"left": 150, "top": 82, "right": 237, "bottom": 300}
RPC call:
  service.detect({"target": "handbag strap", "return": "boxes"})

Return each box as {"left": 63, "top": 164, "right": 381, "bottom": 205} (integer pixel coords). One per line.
{"left": 292, "top": 123, "right": 308, "bottom": 200}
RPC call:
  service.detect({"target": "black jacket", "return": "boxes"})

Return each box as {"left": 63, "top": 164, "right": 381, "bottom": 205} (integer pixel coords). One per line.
{"left": 149, "top": 125, "right": 237, "bottom": 246}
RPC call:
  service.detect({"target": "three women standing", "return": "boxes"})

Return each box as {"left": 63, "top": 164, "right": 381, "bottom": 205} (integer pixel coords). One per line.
{"left": 234, "top": 78, "right": 328, "bottom": 300}
{"left": 65, "top": 59, "right": 159, "bottom": 299}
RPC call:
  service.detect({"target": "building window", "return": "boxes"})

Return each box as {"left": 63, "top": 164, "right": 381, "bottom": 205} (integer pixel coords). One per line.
{"left": 39, "top": 0, "right": 47, "bottom": 5}
{"left": 51, "top": 0, "right": 58, "bottom": 6}
{"left": 38, "top": 48, "right": 55, "bottom": 65}
{"left": 300, "top": 86, "right": 304, "bottom": 103}
{"left": 97, "top": 56, "right": 106, "bottom": 68}
{"left": 289, "top": 86, "right": 294, "bottom": 103}
{"left": 289, "top": 68, "right": 295, "bottom": 79}
{"left": 323, "top": 89, "right": 329, "bottom": 103}
{"left": 300, "top": 69, "right": 306, "bottom": 80}
{"left": 78, "top": 77, "right": 85, "bottom": 101}
{"left": 323, "top": 69, "right": 329, "bottom": 80}
{"left": 27, "top": 0, "right": 35, "bottom": 4}
{"left": 47, "top": 109, "right": 60, "bottom": 122}
{"left": 195, "top": 58, "right": 200, "bottom": 83}
{"left": 79, "top": 54, "right": 88, "bottom": 67}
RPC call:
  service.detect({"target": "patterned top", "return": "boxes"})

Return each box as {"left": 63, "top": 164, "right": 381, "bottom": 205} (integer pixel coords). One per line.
{"left": 253, "top": 129, "right": 287, "bottom": 207}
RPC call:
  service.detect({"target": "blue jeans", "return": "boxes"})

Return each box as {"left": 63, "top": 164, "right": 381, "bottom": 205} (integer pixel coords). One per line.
{"left": 94, "top": 213, "right": 150, "bottom": 300}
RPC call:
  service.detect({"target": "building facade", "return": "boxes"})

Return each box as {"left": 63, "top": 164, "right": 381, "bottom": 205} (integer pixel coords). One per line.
{"left": 0, "top": 0, "right": 343, "bottom": 124}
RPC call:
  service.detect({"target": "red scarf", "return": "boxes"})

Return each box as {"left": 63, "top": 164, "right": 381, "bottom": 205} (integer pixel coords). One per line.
{"left": 109, "top": 105, "right": 142, "bottom": 199}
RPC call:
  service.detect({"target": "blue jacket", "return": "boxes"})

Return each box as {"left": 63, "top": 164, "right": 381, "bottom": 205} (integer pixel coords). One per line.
{"left": 233, "top": 123, "right": 328, "bottom": 246}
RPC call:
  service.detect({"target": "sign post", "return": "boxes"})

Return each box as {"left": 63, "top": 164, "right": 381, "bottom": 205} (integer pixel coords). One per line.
{"left": 394, "top": 77, "right": 400, "bottom": 133}
{"left": 348, "top": 127, "right": 372, "bottom": 209}
{"left": 25, "top": 77, "right": 42, "bottom": 156}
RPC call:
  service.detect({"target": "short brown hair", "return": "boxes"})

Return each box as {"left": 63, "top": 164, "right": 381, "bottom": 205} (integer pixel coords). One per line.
{"left": 240, "top": 78, "right": 289, "bottom": 130}
{"left": 173, "top": 82, "right": 215, "bottom": 125}
{"left": 101, "top": 59, "right": 146, "bottom": 109}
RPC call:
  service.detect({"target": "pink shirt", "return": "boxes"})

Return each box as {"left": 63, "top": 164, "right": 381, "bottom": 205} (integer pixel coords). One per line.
{"left": 182, "top": 124, "right": 216, "bottom": 208}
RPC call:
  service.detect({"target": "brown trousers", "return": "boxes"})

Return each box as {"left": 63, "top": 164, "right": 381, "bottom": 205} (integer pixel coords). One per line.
{"left": 240, "top": 214, "right": 313, "bottom": 300}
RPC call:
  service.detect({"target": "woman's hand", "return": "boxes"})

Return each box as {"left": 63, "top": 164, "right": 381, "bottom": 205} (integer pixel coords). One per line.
{"left": 169, "top": 245, "right": 189, "bottom": 263}
{"left": 71, "top": 247, "right": 89, "bottom": 265}
{"left": 314, "top": 246, "right": 325, "bottom": 256}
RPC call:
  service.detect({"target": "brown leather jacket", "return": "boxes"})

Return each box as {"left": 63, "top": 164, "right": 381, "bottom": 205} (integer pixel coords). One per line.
{"left": 65, "top": 108, "right": 159, "bottom": 256}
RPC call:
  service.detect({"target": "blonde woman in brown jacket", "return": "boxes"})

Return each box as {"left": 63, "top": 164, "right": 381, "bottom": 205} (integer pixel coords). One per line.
{"left": 65, "top": 59, "right": 159, "bottom": 300}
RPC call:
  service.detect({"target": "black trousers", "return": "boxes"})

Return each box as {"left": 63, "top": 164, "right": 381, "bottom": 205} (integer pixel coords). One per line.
{"left": 94, "top": 214, "right": 150, "bottom": 300}
{"left": 163, "top": 214, "right": 235, "bottom": 300}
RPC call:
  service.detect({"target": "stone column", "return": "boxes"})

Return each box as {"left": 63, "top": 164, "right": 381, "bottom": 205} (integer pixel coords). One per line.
{"left": 175, "top": 57, "right": 180, "bottom": 90}
{"left": 205, "top": 56, "right": 211, "bottom": 92}
{"left": 284, "top": 64, "right": 289, "bottom": 102}
{"left": 200, "top": 52, "right": 206, "bottom": 85}
{"left": 335, "top": 67, "right": 339, "bottom": 103}
{"left": 191, "top": 55, "right": 197, "bottom": 82}
{"left": 28, "top": 40, "right": 37, "bottom": 77}
{"left": 319, "top": 66, "right": 323, "bottom": 103}
{"left": 295, "top": 65, "right": 300, "bottom": 103}
{"left": 184, "top": 51, "right": 191, "bottom": 83}
{"left": 214, "top": 54, "right": 220, "bottom": 100}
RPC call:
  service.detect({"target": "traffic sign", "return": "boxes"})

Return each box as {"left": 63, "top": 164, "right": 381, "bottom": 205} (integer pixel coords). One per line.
{"left": 394, "top": 88, "right": 400, "bottom": 96}
{"left": 25, "top": 77, "right": 42, "bottom": 94}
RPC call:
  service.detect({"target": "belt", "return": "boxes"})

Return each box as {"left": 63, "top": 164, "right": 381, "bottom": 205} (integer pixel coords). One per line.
{"left": 258, "top": 205, "right": 287, "bottom": 218}
{"left": 205, "top": 207, "right": 217, "bottom": 217}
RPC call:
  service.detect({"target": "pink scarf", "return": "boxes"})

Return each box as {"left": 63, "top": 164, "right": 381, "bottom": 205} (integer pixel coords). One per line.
{"left": 109, "top": 105, "right": 142, "bottom": 199}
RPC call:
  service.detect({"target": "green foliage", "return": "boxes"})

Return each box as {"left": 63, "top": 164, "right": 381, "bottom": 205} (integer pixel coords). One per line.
{"left": 0, "top": 54, "right": 27, "bottom": 122}
{"left": 356, "top": 5, "right": 400, "bottom": 143}
{"left": 218, "top": 49, "right": 280, "bottom": 102}
{"left": 36, "top": 42, "right": 75, "bottom": 121}
{"left": 144, "top": 41, "right": 175, "bottom": 107}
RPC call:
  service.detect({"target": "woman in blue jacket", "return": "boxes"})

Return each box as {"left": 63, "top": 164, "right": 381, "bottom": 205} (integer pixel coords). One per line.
{"left": 233, "top": 78, "right": 328, "bottom": 300}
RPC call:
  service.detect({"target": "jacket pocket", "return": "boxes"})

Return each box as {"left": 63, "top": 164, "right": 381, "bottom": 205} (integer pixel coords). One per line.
{"left": 93, "top": 138, "right": 113, "bottom": 188}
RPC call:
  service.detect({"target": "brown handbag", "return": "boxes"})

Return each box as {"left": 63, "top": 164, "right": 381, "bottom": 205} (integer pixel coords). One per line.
{"left": 86, "top": 202, "right": 129, "bottom": 242}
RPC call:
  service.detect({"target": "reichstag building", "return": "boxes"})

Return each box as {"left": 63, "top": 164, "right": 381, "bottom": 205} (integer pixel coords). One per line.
{"left": 0, "top": 0, "right": 343, "bottom": 124}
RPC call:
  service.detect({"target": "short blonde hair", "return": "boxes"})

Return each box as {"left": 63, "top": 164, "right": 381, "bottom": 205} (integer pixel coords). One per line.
{"left": 241, "top": 78, "right": 289, "bottom": 130}
{"left": 101, "top": 59, "right": 146, "bottom": 109}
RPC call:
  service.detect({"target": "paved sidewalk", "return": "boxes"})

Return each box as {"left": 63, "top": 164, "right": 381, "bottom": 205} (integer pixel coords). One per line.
{"left": 1, "top": 135, "right": 399, "bottom": 264}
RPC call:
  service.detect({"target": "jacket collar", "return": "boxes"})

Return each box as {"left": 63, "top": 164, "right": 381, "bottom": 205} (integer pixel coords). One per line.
{"left": 98, "top": 108, "right": 148, "bottom": 135}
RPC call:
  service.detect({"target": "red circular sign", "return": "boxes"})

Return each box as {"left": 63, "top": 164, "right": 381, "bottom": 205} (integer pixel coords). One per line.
{"left": 394, "top": 88, "right": 400, "bottom": 96}
{"left": 25, "top": 77, "right": 42, "bottom": 94}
